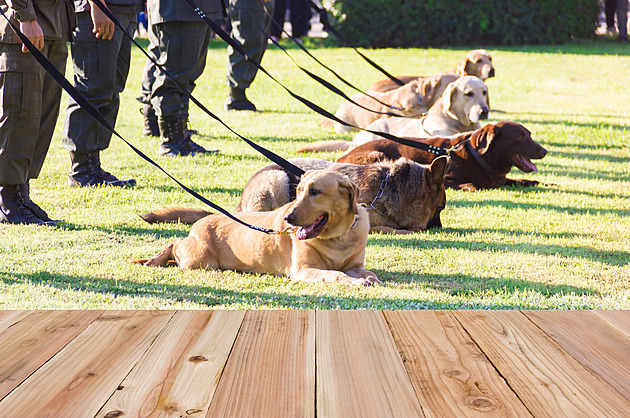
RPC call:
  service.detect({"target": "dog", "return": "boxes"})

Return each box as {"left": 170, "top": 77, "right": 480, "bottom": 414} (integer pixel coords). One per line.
{"left": 236, "top": 157, "right": 448, "bottom": 234}
{"left": 331, "top": 79, "right": 426, "bottom": 134}
{"left": 337, "top": 122, "right": 548, "bottom": 192}
{"left": 367, "top": 49, "right": 495, "bottom": 93}
{"left": 133, "top": 170, "right": 379, "bottom": 286}
{"left": 299, "top": 76, "right": 489, "bottom": 154}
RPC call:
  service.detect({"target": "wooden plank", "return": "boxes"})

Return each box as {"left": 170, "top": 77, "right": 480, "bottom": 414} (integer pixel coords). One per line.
{"left": 384, "top": 311, "right": 531, "bottom": 417}
{"left": 0, "top": 310, "right": 102, "bottom": 400}
{"left": 525, "top": 310, "right": 630, "bottom": 401}
{"left": 455, "top": 310, "right": 630, "bottom": 417}
{"left": 317, "top": 310, "right": 425, "bottom": 418}
{"left": 97, "top": 310, "right": 245, "bottom": 418}
{"left": 206, "top": 310, "right": 315, "bottom": 418}
{"left": 0, "top": 310, "right": 32, "bottom": 335}
{"left": 593, "top": 310, "right": 630, "bottom": 338}
{"left": 0, "top": 310, "right": 174, "bottom": 418}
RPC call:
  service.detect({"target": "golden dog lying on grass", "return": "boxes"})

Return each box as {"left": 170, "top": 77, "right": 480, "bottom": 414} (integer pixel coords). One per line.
{"left": 133, "top": 171, "right": 379, "bottom": 286}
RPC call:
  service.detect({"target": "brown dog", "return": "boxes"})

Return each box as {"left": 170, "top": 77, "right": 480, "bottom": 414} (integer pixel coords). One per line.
{"left": 146, "top": 157, "right": 448, "bottom": 235}
{"left": 368, "top": 49, "right": 495, "bottom": 93}
{"left": 337, "top": 122, "right": 548, "bottom": 191}
{"left": 332, "top": 79, "right": 426, "bottom": 133}
{"left": 133, "top": 171, "right": 378, "bottom": 286}
{"left": 236, "top": 157, "right": 448, "bottom": 234}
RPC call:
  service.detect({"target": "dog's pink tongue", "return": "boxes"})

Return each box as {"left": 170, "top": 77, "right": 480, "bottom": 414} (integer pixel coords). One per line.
{"left": 295, "top": 216, "right": 322, "bottom": 240}
{"left": 514, "top": 155, "right": 538, "bottom": 173}
{"left": 522, "top": 158, "right": 538, "bottom": 173}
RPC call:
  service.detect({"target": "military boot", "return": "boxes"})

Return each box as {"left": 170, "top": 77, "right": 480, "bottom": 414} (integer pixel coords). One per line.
{"left": 19, "top": 181, "right": 55, "bottom": 224}
{"left": 0, "top": 184, "right": 45, "bottom": 225}
{"left": 158, "top": 118, "right": 191, "bottom": 157}
{"left": 142, "top": 105, "right": 159, "bottom": 137}
{"left": 179, "top": 118, "right": 219, "bottom": 155}
{"left": 68, "top": 151, "right": 136, "bottom": 187}
{"left": 225, "top": 87, "right": 257, "bottom": 111}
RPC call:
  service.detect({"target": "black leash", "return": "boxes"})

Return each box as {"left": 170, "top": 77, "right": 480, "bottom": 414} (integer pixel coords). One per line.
{"left": 185, "top": 0, "right": 453, "bottom": 156}
{"left": 90, "top": 0, "right": 305, "bottom": 179}
{"left": 307, "top": 0, "right": 405, "bottom": 87}
{"left": 260, "top": 8, "right": 409, "bottom": 113}
{"left": 0, "top": 9, "right": 284, "bottom": 235}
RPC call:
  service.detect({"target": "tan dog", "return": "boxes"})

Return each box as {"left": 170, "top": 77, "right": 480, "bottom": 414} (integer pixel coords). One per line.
{"left": 368, "top": 49, "right": 495, "bottom": 93}
{"left": 332, "top": 79, "right": 425, "bottom": 134}
{"left": 133, "top": 171, "right": 378, "bottom": 286}
{"left": 299, "top": 76, "right": 489, "bottom": 154}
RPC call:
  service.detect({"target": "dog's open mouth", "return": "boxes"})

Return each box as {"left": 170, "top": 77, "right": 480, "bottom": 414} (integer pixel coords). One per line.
{"left": 295, "top": 213, "right": 328, "bottom": 240}
{"left": 512, "top": 154, "right": 538, "bottom": 173}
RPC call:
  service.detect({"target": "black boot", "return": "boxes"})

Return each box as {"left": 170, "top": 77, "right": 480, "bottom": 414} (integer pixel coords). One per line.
{"left": 158, "top": 118, "right": 192, "bottom": 157}
{"left": 142, "top": 105, "right": 159, "bottom": 137}
{"left": 0, "top": 184, "right": 45, "bottom": 225}
{"left": 225, "top": 87, "right": 257, "bottom": 111}
{"left": 18, "top": 181, "right": 55, "bottom": 224}
{"left": 179, "top": 118, "right": 219, "bottom": 155}
{"left": 68, "top": 151, "right": 137, "bottom": 187}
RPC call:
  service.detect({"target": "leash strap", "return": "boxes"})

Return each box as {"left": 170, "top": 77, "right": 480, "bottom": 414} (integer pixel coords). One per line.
{"left": 0, "top": 9, "right": 279, "bottom": 235}
{"left": 185, "top": 0, "right": 450, "bottom": 156}
{"left": 307, "top": 0, "right": 405, "bottom": 87}
{"left": 90, "top": 0, "right": 305, "bottom": 179}
{"left": 465, "top": 141, "right": 494, "bottom": 174}
{"left": 261, "top": 9, "right": 408, "bottom": 113}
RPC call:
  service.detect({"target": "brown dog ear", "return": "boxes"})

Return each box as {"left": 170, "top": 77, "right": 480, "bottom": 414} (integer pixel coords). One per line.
{"left": 429, "top": 156, "right": 448, "bottom": 185}
{"left": 418, "top": 77, "right": 440, "bottom": 108}
{"left": 339, "top": 177, "right": 360, "bottom": 215}
{"left": 457, "top": 56, "right": 473, "bottom": 76}
{"left": 472, "top": 124, "right": 497, "bottom": 155}
{"left": 442, "top": 83, "right": 458, "bottom": 118}
{"left": 398, "top": 80, "right": 421, "bottom": 110}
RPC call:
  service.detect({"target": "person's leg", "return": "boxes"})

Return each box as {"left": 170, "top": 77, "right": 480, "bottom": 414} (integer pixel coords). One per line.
{"left": 140, "top": 13, "right": 160, "bottom": 136}
{"left": 270, "top": 0, "right": 287, "bottom": 39}
{"left": 225, "top": 0, "right": 274, "bottom": 111}
{"left": 606, "top": 0, "right": 618, "bottom": 30}
{"left": 617, "top": 0, "right": 629, "bottom": 40}
{"left": 289, "top": 0, "right": 311, "bottom": 38}
{"left": 63, "top": 10, "right": 136, "bottom": 187}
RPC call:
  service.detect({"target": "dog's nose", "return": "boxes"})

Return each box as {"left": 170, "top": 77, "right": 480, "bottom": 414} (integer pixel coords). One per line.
{"left": 480, "top": 108, "right": 489, "bottom": 120}
{"left": 284, "top": 213, "right": 296, "bottom": 224}
{"left": 488, "top": 68, "right": 495, "bottom": 78}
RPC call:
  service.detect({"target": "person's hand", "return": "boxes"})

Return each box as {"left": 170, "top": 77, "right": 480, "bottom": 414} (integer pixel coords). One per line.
{"left": 89, "top": 0, "right": 114, "bottom": 40}
{"left": 19, "top": 20, "right": 44, "bottom": 52}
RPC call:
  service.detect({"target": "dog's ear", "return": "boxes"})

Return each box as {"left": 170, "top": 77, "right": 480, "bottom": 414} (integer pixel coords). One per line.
{"left": 429, "top": 156, "right": 448, "bottom": 185}
{"left": 442, "top": 83, "right": 458, "bottom": 118}
{"left": 338, "top": 177, "right": 360, "bottom": 215}
{"left": 484, "top": 86, "right": 490, "bottom": 109}
{"left": 399, "top": 80, "right": 421, "bottom": 110}
{"left": 457, "top": 56, "right": 474, "bottom": 76}
{"left": 472, "top": 124, "right": 497, "bottom": 155}
{"left": 418, "top": 77, "right": 441, "bottom": 107}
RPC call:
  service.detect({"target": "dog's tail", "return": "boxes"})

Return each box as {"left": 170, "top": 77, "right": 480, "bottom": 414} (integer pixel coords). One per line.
{"left": 296, "top": 140, "right": 352, "bottom": 153}
{"left": 140, "top": 207, "right": 212, "bottom": 225}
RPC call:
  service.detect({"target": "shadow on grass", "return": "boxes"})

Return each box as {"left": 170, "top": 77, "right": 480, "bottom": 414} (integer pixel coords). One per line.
{"left": 0, "top": 268, "right": 598, "bottom": 310}
{"left": 370, "top": 228, "right": 630, "bottom": 267}
{"left": 508, "top": 116, "right": 630, "bottom": 132}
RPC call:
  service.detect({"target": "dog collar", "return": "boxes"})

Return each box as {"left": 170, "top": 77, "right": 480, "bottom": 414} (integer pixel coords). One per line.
{"left": 464, "top": 141, "right": 495, "bottom": 174}
{"left": 359, "top": 170, "right": 390, "bottom": 218}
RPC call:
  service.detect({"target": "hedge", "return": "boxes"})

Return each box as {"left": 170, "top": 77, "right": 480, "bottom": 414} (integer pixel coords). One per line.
{"left": 323, "top": 0, "right": 600, "bottom": 47}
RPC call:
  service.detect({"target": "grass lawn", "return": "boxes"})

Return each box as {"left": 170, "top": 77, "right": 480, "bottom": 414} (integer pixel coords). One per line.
{"left": 0, "top": 37, "right": 628, "bottom": 309}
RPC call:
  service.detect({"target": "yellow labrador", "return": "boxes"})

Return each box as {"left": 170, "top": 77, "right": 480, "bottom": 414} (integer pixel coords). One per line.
{"left": 367, "top": 49, "right": 495, "bottom": 93}
{"left": 132, "top": 171, "right": 379, "bottom": 286}
{"left": 347, "top": 76, "right": 490, "bottom": 152}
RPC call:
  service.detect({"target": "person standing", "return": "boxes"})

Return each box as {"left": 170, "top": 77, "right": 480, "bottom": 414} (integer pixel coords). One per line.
{"left": 0, "top": 0, "right": 75, "bottom": 224}
{"left": 225, "top": 0, "right": 274, "bottom": 111}
{"left": 141, "top": 0, "right": 222, "bottom": 157}
{"left": 62, "top": 0, "right": 142, "bottom": 187}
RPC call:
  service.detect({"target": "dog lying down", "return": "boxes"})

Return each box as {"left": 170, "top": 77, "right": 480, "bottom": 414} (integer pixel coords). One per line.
{"left": 368, "top": 49, "right": 496, "bottom": 93}
{"left": 300, "top": 76, "right": 489, "bottom": 154}
{"left": 338, "top": 122, "right": 548, "bottom": 192}
{"left": 133, "top": 170, "right": 379, "bottom": 286}
{"left": 143, "top": 157, "right": 448, "bottom": 235}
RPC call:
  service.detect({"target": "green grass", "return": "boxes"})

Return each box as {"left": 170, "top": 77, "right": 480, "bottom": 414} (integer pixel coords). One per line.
{"left": 1, "top": 37, "right": 629, "bottom": 309}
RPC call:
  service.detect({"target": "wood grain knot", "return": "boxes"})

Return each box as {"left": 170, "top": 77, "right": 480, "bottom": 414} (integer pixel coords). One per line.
{"left": 468, "top": 396, "right": 496, "bottom": 410}
{"left": 104, "top": 410, "right": 124, "bottom": 418}
{"left": 189, "top": 355, "right": 208, "bottom": 364}
{"left": 185, "top": 409, "right": 203, "bottom": 415}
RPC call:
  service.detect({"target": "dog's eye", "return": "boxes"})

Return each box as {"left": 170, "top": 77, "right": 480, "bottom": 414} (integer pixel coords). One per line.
{"left": 482, "top": 90, "right": 487, "bottom": 96}
{"left": 310, "top": 188, "right": 320, "bottom": 196}
{"left": 465, "top": 91, "right": 474, "bottom": 97}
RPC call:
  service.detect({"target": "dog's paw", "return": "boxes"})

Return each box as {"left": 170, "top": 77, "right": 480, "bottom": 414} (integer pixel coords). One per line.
{"left": 130, "top": 258, "right": 149, "bottom": 265}
{"left": 351, "top": 273, "right": 381, "bottom": 287}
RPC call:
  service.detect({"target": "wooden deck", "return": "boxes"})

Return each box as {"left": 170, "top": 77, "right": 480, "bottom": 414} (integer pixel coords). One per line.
{"left": 0, "top": 310, "right": 629, "bottom": 417}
